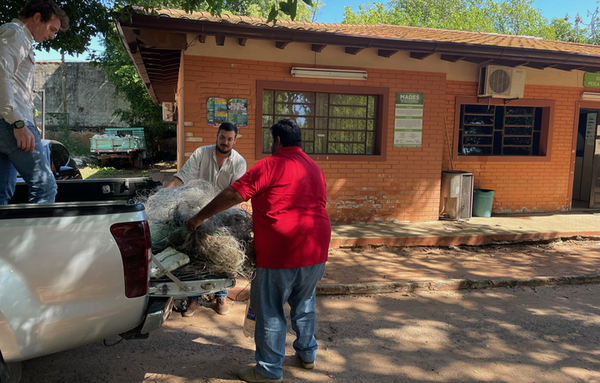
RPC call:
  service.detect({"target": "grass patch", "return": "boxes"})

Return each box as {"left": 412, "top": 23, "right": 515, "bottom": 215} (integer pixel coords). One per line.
{"left": 81, "top": 166, "right": 150, "bottom": 179}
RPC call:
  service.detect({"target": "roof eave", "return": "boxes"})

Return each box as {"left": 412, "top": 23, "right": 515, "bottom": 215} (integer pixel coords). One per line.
{"left": 123, "top": 11, "right": 600, "bottom": 70}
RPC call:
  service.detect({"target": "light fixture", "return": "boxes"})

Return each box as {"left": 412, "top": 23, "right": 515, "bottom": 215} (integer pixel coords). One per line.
{"left": 581, "top": 92, "right": 600, "bottom": 101}
{"left": 290, "top": 67, "right": 368, "bottom": 80}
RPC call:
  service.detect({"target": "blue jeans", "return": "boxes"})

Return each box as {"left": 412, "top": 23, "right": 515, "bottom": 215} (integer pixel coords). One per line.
{"left": 251, "top": 263, "right": 326, "bottom": 379}
{"left": 0, "top": 119, "right": 56, "bottom": 204}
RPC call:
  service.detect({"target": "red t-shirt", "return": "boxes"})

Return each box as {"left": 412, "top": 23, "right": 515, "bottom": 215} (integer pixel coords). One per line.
{"left": 231, "top": 146, "right": 331, "bottom": 269}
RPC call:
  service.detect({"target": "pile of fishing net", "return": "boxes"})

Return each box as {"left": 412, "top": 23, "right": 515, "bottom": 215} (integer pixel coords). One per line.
{"left": 135, "top": 179, "right": 255, "bottom": 281}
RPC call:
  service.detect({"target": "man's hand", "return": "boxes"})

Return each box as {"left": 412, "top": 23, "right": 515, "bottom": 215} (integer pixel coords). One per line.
{"left": 14, "top": 127, "right": 35, "bottom": 152}
{"left": 187, "top": 215, "right": 204, "bottom": 231}
{"left": 184, "top": 186, "right": 245, "bottom": 231}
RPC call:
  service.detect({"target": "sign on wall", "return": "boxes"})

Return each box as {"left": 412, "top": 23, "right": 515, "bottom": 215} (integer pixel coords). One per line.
{"left": 207, "top": 97, "right": 248, "bottom": 127}
{"left": 584, "top": 73, "right": 600, "bottom": 89}
{"left": 394, "top": 92, "right": 423, "bottom": 147}
{"left": 207, "top": 97, "right": 228, "bottom": 126}
{"left": 227, "top": 98, "right": 248, "bottom": 126}
{"left": 586, "top": 113, "right": 597, "bottom": 146}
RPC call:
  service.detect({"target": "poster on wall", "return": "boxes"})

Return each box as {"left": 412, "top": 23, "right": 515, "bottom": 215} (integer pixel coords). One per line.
{"left": 207, "top": 97, "right": 228, "bottom": 126}
{"left": 586, "top": 112, "right": 597, "bottom": 146}
{"left": 394, "top": 92, "right": 423, "bottom": 147}
{"left": 227, "top": 98, "right": 248, "bottom": 126}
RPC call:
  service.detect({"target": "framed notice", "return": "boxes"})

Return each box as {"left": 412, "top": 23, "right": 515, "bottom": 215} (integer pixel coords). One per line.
{"left": 394, "top": 92, "right": 423, "bottom": 147}
{"left": 227, "top": 98, "right": 248, "bottom": 126}
{"left": 207, "top": 97, "right": 228, "bottom": 127}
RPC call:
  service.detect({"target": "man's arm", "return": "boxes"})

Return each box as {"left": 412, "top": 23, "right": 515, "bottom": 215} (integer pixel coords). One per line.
{"left": 187, "top": 186, "right": 245, "bottom": 230}
{"left": 166, "top": 176, "right": 183, "bottom": 188}
{"left": 0, "top": 27, "right": 35, "bottom": 152}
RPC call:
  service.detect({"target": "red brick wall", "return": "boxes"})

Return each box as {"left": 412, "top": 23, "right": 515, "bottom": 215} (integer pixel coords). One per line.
{"left": 444, "top": 80, "right": 580, "bottom": 213}
{"left": 182, "top": 56, "right": 447, "bottom": 222}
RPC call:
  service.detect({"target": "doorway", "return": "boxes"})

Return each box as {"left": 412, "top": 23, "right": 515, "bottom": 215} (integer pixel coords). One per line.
{"left": 572, "top": 108, "right": 600, "bottom": 209}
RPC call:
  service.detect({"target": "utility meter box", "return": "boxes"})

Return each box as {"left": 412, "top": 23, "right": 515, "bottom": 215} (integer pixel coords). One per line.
{"left": 440, "top": 171, "right": 474, "bottom": 220}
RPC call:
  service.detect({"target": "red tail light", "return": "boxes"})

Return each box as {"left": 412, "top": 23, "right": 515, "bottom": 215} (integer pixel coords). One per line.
{"left": 110, "top": 221, "right": 151, "bottom": 298}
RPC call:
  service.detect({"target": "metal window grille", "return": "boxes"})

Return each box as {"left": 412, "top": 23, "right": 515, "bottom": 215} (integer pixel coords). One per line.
{"left": 262, "top": 90, "right": 378, "bottom": 155}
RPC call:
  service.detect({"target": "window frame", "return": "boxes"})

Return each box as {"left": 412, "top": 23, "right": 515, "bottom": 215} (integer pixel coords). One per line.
{"left": 453, "top": 97, "right": 554, "bottom": 162}
{"left": 256, "top": 81, "right": 389, "bottom": 161}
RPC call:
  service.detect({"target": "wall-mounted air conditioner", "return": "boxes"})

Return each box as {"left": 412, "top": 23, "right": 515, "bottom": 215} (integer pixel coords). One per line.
{"left": 162, "top": 102, "right": 174, "bottom": 122}
{"left": 478, "top": 65, "right": 526, "bottom": 99}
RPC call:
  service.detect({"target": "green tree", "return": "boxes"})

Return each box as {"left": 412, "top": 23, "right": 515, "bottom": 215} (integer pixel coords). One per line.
{"left": 93, "top": 0, "right": 319, "bottom": 160}
{"left": 1, "top": 0, "right": 111, "bottom": 55}
{"left": 92, "top": 26, "right": 175, "bottom": 159}
{"left": 342, "top": 0, "right": 598, "bottom": 42}
{"left": 1, "top": 0, "right": 313, "bottom": 55}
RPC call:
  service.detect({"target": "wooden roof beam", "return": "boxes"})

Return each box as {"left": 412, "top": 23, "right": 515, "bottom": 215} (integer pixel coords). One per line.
{"left": 215, "top": 35, "right": 225, "bottom": 46}
{"left": 239, "top": 38, "right": 247, "bottom": 46}
{"left": 523, "top": 62, "right": 557, "bottom": 70}
{"left": 276, "top": 41, "right": 290, "bottom": 49}
{"left": 311, "top": 44, "right": 326, "bottom": 52}
{"left": 440, "top": 54, "right": 466, "bottom": 62}
{"left": 345, "top": 47, "right": 364, "bottom": 55}
{"left": 462, "top": 57, "right": 495, "bottom": 65}
{"left": 378, "top": 49, "right": 398, "bottom": 58}
{"left": 410, "top": 52, "right": 433, "bottom": 60}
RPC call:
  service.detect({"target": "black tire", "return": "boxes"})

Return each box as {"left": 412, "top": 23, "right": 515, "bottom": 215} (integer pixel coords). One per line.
{"left": 133, "top": 153, "right": 143, "bottom": 169}
{"left": 0, "top": 354, "right": 21, "bottom": 383}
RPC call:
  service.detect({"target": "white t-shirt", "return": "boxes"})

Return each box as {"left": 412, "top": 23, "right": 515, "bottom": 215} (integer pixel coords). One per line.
{"left": 174, "top": 145, "right": 246, "bottom": 192}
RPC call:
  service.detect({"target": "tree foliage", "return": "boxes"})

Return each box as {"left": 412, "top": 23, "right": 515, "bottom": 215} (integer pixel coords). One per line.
{"left": 1, "top": 0, "right": 313, "bottom": 55}
{"left": 91, "top": 0, "right": 319, "bottom": 159}
{"left": 343, "top": 0, "right": 599, "bottom": 43}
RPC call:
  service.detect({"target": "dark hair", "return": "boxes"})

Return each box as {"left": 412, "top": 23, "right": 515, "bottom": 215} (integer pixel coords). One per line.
{"left": 19, "top": 0, "right": 69, "bottom": 31}
{"left": 218, "top": 122, "right": 238, "bottom": 136}
{"left": 270, "top": 119, "right": 302, "bottom": 147}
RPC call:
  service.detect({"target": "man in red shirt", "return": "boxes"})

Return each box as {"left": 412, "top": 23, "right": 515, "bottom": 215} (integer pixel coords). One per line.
{"left": 187, "top": 119, "right": 331, "bottom": 382}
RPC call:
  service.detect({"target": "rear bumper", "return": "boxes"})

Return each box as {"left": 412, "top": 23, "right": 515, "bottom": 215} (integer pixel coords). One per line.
{"left": 121, "top": 297, "right": 173, "bottom": 340}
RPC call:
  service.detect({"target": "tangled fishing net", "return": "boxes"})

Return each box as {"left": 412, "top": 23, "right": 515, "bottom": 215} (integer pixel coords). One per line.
{"left": 134, "top": 179, "right": 255, "bottom": 281}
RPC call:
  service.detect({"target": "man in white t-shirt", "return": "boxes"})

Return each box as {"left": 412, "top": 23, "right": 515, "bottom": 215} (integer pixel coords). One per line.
{"left": 167, "top": 122, "right": 246, "bottom": 316}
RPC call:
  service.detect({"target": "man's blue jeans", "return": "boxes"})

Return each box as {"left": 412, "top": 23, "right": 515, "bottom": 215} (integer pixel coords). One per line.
{"left": 251, "top": 263, "right": 326, "bottom": 379}
{"left": 0, "top": 119, "right": 57, "bottom": 204}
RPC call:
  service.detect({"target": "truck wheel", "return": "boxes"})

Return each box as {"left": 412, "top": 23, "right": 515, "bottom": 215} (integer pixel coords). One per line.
{"left": 133, "top": 153, "right": 143, "bottom": 169}
{"left": 0, "top": 354, "right": 22, "bottom": 383}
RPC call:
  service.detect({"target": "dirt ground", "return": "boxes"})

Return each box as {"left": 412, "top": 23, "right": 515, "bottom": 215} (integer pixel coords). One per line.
{"left": 17, "top": 240, "right": 600, "bottom": 383}
{"left": 321, "top": 238, "right": 600, "bottom": 287}
{"left": 21, "top": 283, "right": 600, "bottom": 383}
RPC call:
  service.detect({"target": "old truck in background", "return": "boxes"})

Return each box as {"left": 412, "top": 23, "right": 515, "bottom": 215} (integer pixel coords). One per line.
{"left": 0, "top": 180, "right": 234, "bottom": 383}
{"left": 90, "top": 127, "right": 147, "bottom": 169}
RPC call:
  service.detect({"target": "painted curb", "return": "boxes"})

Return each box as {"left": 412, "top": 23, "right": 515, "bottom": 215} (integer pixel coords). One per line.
{"left": 316, "top": 274, "right": 600, "bottom": 295}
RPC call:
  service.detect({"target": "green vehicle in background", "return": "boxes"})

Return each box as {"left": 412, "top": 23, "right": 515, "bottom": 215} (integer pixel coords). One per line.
{"left": 90, "top": 127, "right": 147, "bottom": 168}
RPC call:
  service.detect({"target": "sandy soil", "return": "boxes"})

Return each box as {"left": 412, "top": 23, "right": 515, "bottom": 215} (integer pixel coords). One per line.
{"left": 322, "top": 238, "right": 600, "bottom": 286}
{"left": 21, "top": 283, "right": 600, "bottom": 383}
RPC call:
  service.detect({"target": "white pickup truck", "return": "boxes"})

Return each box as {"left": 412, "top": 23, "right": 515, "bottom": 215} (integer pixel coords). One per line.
{"left": 0, "top": 187, "right": 234, "bottom": 382}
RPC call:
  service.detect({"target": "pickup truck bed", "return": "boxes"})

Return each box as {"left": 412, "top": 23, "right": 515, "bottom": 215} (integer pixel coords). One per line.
{"left": 10, "top": 177, "right": 162, "bottom": 204}
{"left": 0, "top": 200, "right": 233, "bottom": 369}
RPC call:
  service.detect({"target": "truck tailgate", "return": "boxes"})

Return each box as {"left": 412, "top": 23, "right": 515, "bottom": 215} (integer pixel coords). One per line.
{"left": 149, "top": 276, "right": 235, "bottom": 297}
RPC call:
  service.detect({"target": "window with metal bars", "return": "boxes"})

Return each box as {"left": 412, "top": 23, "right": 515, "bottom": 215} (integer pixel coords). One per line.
{"left": 261, "top": 90, "right": 378, "bottom": 155}
{"left": 458, "top": 104, "right": 544, "bottom": 156}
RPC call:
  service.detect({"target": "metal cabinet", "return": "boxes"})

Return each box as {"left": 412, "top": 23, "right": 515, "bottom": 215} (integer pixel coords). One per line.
{"left": 439, "top": 171, "right": 474, "bottom": 220}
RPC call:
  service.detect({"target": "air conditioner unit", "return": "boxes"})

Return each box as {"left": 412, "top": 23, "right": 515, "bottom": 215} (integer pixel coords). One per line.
{"left": 478, "top": 65, "right": 526, "bottom": 99}
{"left": 162, "top": 102, "right": 174, "bottom": 122}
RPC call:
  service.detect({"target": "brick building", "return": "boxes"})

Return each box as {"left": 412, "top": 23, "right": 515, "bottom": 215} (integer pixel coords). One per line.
{"left": 116, "top": 9, "right": 600, "bottom": 222}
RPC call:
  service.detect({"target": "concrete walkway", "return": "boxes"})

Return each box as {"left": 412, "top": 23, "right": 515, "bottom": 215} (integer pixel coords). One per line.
{"left": 227, "top": 211, "right": 600, "bottom": 300}
{"left": 330, "top": 211, "right": 600, "bottom": 247}
{"left": 317, "top": 211, "right": 600, "bottom": 295}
